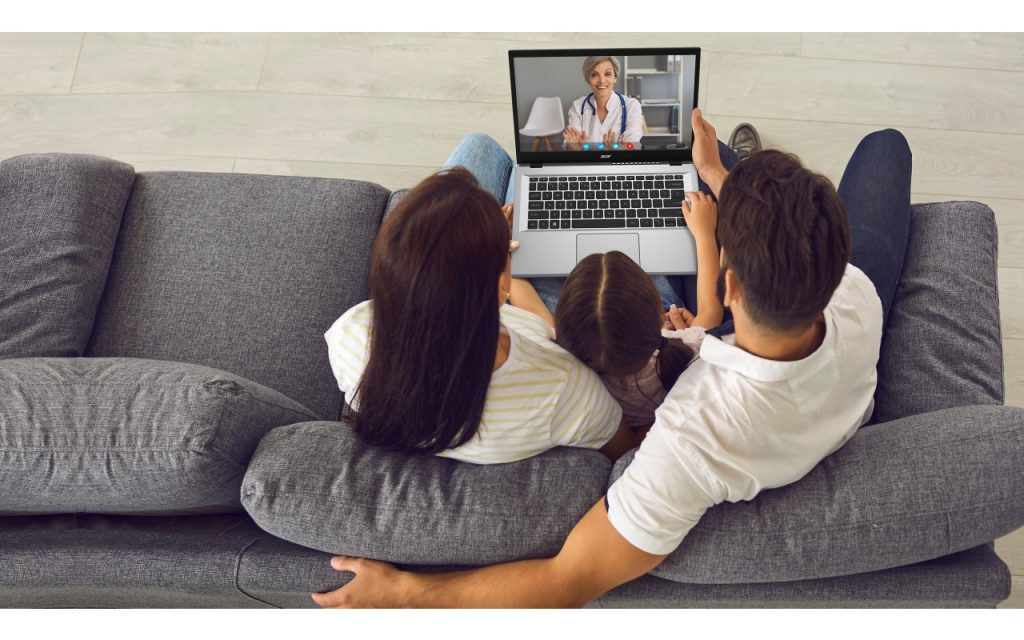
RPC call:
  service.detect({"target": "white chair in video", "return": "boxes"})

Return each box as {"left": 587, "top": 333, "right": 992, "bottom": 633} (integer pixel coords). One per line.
{"left": 519, "top": 97, "right": 565, "bottom": 151}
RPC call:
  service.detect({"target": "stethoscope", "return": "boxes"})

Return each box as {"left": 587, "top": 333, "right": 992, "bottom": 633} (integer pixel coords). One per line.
{"left": 581, "top": 92, "right": 627, "bottom": 136}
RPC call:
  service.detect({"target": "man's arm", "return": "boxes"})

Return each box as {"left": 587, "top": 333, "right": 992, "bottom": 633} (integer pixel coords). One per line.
{"left": 311, "top": 498, "right": 666, "bottom": 608}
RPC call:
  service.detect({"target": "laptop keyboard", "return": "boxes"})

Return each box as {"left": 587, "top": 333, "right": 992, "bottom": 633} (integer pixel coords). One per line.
{"left": 525, "top": 174, "right": 689, "bottom": 230}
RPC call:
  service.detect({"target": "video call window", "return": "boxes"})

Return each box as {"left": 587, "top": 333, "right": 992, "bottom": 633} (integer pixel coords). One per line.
{"left": 513, "top": 53, "right": 697, "bottom": 153}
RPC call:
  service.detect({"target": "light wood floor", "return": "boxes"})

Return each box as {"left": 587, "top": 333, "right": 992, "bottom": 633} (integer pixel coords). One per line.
{"left": 1, "top": 32, "right": 1022, "bottom": 606}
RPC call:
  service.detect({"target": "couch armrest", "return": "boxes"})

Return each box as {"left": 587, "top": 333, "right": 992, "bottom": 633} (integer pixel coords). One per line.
{"left": 874, "top": 201, "right": 1003, "bottom": 422}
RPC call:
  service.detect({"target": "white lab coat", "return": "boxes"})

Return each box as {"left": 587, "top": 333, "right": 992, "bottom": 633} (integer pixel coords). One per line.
{"left": 566, "top": 93, "right": 644, "bottom": 144}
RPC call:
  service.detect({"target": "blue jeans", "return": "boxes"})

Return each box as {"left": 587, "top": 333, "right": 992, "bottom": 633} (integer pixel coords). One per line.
{"left": 441, "top": 133, "right": 741, "bottom": 314}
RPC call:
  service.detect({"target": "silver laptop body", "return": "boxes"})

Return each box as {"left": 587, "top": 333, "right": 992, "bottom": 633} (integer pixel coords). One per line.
{"left": 508, "top": 47, "right": 702, "bottom": 277}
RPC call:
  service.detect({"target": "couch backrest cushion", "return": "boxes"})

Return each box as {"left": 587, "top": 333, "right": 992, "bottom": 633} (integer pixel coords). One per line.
{"left": 86, "top": 172, "right": 389, "bottom": 420}
{"left": 0, "top": 358, "right": 318, "bottom": 515}
{"left": 873, "top": 202, "right": 1003, "bottom": 423}
{"left": 0, "top": 154, "right": 135, "bottom": 358}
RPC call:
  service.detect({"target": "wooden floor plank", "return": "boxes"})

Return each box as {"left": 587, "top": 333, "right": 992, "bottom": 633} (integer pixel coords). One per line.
{"left": 1003, "top": 339, "right": 1024, "bottom": 408}
{"left": 708, "top": 52, "right": 1024, "bottom": 134}
{"left": 445, "top": 32, "right": 803, "bottom": 56}
{"left": 801, "top": 33, "right": 1024, "bottom": 73}
{"left": 0, "top": 33, "right": 82, "bottom": 94}
{"left": 997, "top": 576, "right": 1024, "bottom": 608}
{"left": 996, "top": 526, "right": 1024, "bottom": 576}
{"left": 1000, "top": 268, "right": 1024, "bottom": 341}
{"left": 72, "top": 33, "right": 270, "bottom": 94}
{"left": 0, "top": 93, "right": 512, "bottom": 167}
{"left": 260, "top": 33, "right": 515, "bottom": 103}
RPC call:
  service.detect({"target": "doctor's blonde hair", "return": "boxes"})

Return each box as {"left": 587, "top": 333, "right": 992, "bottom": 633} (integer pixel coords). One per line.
{"left": 582, "top": 56, "right": 620, "bottom": 81}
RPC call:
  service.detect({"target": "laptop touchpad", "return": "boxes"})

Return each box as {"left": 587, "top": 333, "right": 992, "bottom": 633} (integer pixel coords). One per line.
{"left": 576, "top": 233, "right": 641, "bottom": 265}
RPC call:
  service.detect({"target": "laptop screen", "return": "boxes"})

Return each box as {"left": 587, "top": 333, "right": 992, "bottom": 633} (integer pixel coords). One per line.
{"left": 509, "top": 48, "right": 700, "bottom": 165}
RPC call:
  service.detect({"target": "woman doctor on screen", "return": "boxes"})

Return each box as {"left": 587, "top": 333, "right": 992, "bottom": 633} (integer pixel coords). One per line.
{"left": 563, "top": 56, "right": 644, "bottom": 148}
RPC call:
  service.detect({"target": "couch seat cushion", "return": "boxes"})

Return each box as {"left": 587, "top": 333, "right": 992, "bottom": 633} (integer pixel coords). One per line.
{"left": 0, "top": 358, "right": 317, "bottom": 515}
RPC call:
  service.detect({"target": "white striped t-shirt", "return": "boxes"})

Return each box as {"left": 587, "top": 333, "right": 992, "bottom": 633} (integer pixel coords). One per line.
{"left": 325, "top": 301, "right": 623, "bottom": 464}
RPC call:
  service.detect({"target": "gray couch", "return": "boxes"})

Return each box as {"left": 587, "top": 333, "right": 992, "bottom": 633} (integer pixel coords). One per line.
{"left": 0, "top": 153, "right": 1022, "bottom": 608}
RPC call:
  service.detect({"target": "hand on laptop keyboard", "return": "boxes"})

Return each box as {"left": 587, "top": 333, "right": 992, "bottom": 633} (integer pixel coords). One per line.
{"left": 502, "top": 203, "right": 520, "bottom": 252}
{"left": 680, "top": 191, "right": 717, "bottom": 239}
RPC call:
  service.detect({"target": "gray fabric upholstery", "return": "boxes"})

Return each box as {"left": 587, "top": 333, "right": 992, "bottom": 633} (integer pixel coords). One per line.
{"left": 86, "top": 171, "right": 389, "bottom": 420}
{"left": 0, "top": 358, "right": 317, "bottom": 515}
{"left": 0, "top": 514, "right": 1006, "bottom": 608}
{"left": 587, "top": 545, "right": 1009, "bottom": 608}
{"left": 241, "top": 421, "right": 612, "bottom": 564}
{"left": 0, "top": 514, "right": 271, "bottom": 608}
{"left": 606, "top": 405, "right": 1024, "bottom": 584}
{"left": 0, "top": 154, "right": 135, "bottom": 358}
{"left": 384, "top": 188, "right": 409, "bottom": 219}
{"left": 874, "top": 202, "right": 1003, "bottom": 422}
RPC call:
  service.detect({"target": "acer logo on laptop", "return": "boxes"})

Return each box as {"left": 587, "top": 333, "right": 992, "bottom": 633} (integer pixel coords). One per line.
{"left": 600, "top": 154, "right": 611, "bottom": 159}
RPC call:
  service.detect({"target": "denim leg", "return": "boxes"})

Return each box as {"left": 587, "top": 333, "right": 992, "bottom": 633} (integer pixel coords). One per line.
{"left": 836, "top": 129, "right": 912, "bottom": 325}
{"left": 695, "top": 140, "right": 741, "bottom": 196}
{"left": 442, "top": 133, "right": 516, "bottom": 205}
{"left": 531, "top": 277, "right": 565, "bottom": 315}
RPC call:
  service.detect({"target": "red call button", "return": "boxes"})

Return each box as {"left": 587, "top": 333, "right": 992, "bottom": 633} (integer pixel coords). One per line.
{"left": 626, "top": 143, "right": 634, "bottom": 150}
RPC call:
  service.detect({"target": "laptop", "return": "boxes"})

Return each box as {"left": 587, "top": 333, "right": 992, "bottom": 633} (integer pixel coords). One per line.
{"left": 508, "top": 47, "right": 702, "bottom": 277}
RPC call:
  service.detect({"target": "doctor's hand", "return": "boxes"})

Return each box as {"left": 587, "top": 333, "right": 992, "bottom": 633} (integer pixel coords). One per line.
{"left": 502, "top": 203, "right": 520, "bottom": 252}
{"left": 602, "top": 130, "right": 620, "bottom": 146}
{"left": 691, "top": 108, "right": 728, "bottom": 198}
{"left": 563, "top": 126, "right": 586, "bottom": 145}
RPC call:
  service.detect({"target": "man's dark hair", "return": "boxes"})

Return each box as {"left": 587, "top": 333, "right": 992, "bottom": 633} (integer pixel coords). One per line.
{"left": 717, "top": 150, "right": 851, "bottom": 333}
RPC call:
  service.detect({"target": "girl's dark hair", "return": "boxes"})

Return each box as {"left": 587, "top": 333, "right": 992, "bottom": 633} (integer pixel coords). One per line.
{"left": 350, "top": 167, "right": 509, "bottom": 454}
{"left": 555, "top": 251, "right": 694, "bottom": 392}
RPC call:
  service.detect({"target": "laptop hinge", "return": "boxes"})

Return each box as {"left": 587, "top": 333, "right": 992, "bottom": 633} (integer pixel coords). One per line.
{"left": 669, "top": 160, "right": 684, "bottom": 166}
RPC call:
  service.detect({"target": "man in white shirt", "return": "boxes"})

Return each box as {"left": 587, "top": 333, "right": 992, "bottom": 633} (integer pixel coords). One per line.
{"left": 311, "top": 108, "right": 912, "bottom": 608}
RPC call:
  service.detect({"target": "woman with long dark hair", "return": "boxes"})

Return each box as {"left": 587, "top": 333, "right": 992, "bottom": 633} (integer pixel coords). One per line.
{"left": 325, "top": 167, "right": 638, "bottom": 463}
